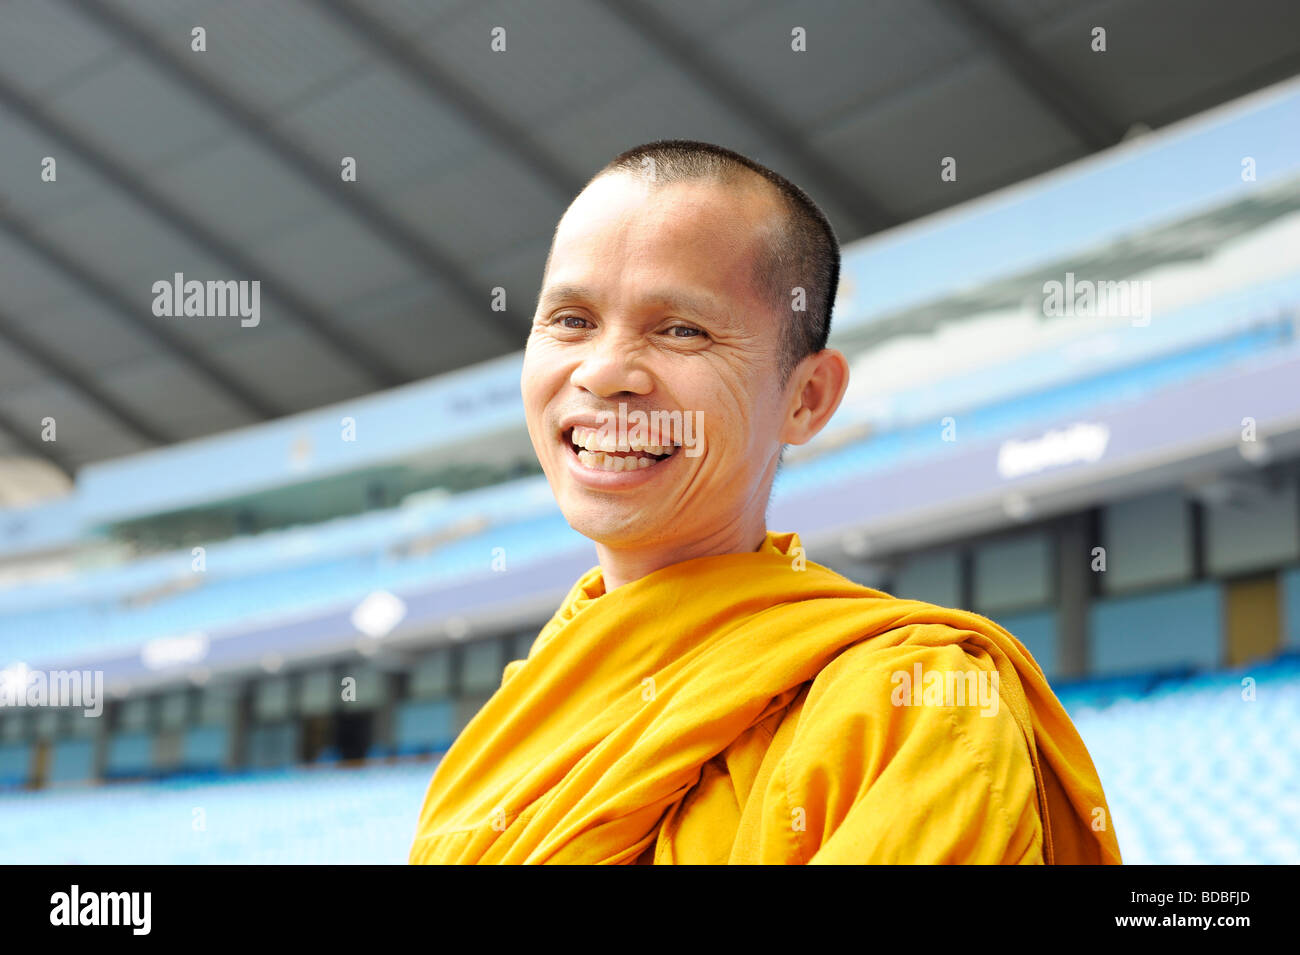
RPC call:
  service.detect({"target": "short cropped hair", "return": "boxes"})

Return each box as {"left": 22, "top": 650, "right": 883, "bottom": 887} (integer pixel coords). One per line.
{"left": 583, "top": 140, "right": 841, "bottom": 382}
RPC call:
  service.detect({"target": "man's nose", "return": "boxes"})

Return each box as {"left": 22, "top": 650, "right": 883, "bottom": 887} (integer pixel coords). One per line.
{"left": 569, "top": 333, "right": 653, "bottom": 397}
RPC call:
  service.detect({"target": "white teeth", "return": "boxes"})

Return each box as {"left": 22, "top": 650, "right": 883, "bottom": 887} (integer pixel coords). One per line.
{"left": 569, "top": 425, "right": 677, "bottom": 456}
{"left": 576, "top": 449, "right": 659, "bottom": 472}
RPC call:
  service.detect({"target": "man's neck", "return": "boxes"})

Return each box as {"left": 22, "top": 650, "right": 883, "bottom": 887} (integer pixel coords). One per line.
{"left": 595, "top": 524, "right": 769, "bottom": 592}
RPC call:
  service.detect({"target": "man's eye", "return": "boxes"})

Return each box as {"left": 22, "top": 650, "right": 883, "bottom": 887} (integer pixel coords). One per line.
{"left": 666, "top": 325, "right": 705, "bottom": 339}
{"left": 555, "top": 314, "right": 590, "bottom": 329}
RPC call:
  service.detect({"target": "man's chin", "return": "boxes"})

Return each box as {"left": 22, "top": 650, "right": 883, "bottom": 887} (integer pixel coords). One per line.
{"left": 560, "top": 505, "right": 667, "bottom": 550}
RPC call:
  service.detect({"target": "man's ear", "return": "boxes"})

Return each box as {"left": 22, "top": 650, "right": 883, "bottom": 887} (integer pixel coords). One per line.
{"left": 781, "top": 348, "right": 850, "bottom": 446}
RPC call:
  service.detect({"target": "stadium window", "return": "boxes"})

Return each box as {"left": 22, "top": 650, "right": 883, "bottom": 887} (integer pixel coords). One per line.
{"left": 342, "top": 665, "right": 390, "bottom": 710}
{"left": 67, "top": 705, "right": 98, "bottom": 739}
{"left": 511, "top": 630, "right": 537, "bottom": 663}
{"left": 299, "top": 668, "right": 337, "bottom": 716}
{"left": 893, "top": 549, "right": 961, "bottom": 608}
{"left": 254, "top": 676, "right": 291, "bottom": 723}
{"left": 0, "top": 711, "right": 33, "bottom": 745}
{"left": 117, "top": 697, "right": 152, "bottom": 733}
{"left": 410, "top": 649, "right": 452, "bottom": 700}
{"left": 461, "top": 639, "right": 504, "bottom": 696}
{"left": 1102, "top": 490, "right": 1194, "bottom": 595}
{"left": 154, "top": 727, "right": 183, "bottom": 771}
{"left": 34, "top": 707, "right": 60, "bottom": 741}
{"left": 973, "top": 532, "right": 1054, "bottom": 616}
{"left": 159, "top": 691, "right": 190, "bottom": 731}
{"left": 197, "top": 684, "right": 239, "bottom": 726}
{"left": 455, "top": 694, "right": 492, "bottom": 737}
{"left": 1089, "top": 581, "right": 1222, "bottom": 676}
{"left": 1204, "top": 480, "right": 1300, "bottom": 576}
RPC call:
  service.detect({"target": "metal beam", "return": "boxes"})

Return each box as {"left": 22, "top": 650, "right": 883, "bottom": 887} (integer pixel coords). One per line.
{"left": 0, "top": 209, "right": 283, "bottom": 421}
{"left": 0, "top": 69, "right": 407, "bottom": 391}
{"left": 59, "top": 0, "right": 526, "bottom": 345}
{"left": 307, "top": 0, "right": 582, "bottom": 200}
{"left": 0, "top": 306, "right": 172, "bottom": 446}
{"left": 930, "top": 0, "right": 1125, "bottom": 151}
{"left": 598, "top": 0, "right": 899, "bottom": 236}
{"left": 1143, "top": 46, "right": 1300, "bottom": 131}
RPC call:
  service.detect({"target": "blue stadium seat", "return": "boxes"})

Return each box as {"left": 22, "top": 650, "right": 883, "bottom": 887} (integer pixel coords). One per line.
{"left": 0, "top": 742, "right": 32, "bottom": 786}
{"left": 46, "top": 739, "right": 96, "bottom": 785}
{"left": 181, "top": 725, "right": 230, "bottom": 773}
{"left": 104, "top": 732, "right": 154, "bottom": 779}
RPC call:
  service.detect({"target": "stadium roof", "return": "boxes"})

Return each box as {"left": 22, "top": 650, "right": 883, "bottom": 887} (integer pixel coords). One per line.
{"left": 1, "top": 0, "right": 1299, "bottom": 476}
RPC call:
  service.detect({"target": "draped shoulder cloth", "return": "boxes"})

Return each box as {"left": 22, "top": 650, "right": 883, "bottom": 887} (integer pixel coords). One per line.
{"left": 410, "top": 531, "right": 1122, "bottom": 864}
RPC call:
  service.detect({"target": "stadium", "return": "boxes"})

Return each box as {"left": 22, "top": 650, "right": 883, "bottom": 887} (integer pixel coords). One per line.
{"left": 1, "top": 0, "right": 1299, "bottom": 866}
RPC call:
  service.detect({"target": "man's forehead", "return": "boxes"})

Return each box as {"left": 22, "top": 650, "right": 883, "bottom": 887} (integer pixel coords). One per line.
{"left": 537, "top": 282, "right": 726, "bottom": 319}
{"left": 558, "top": 170, "right": 779, "bottom": 239}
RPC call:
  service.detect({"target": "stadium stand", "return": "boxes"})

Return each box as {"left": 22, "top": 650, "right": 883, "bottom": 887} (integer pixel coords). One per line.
{"left": 3, "top": 654, "right": 1297, "bottom": 864}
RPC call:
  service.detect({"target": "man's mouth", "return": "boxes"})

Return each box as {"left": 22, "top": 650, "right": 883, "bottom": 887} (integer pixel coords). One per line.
{"left": 564, "top": 425, "right": 680, "bottom": 472}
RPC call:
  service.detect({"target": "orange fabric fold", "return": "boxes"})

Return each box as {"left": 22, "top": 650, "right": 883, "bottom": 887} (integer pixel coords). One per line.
{"left": 409, "top": 531, "right": 1122, "bottom": 864}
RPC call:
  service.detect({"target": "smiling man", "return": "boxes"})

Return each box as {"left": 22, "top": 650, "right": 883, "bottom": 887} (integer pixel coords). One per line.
{"left": 409, "top": 140, "right": 1122, "bottom": 865}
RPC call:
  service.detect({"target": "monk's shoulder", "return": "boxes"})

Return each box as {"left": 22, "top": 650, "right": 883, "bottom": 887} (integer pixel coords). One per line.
{"left": 809, "top": 613, "right": 997, "bottom": 696}
{"left": 774, "top": 615, "right": 1034, "bottom": 798}
{"left": 789, "top": 612, "right": 1019, "bottom": 749}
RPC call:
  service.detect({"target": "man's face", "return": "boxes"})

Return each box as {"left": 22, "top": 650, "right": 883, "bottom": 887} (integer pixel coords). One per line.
{"left": 522, "top": 172, "right": 791, "bottom": 554}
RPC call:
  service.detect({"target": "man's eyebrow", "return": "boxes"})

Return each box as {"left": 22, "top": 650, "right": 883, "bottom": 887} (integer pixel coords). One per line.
{"left": 536, "top": 284, "right": 592, "bottom": 310}
{"left": 639, "top": 288, "right": 724, "bottom": 319}
{"left": 537, "top": 285, "right": 725, "bottom": 320}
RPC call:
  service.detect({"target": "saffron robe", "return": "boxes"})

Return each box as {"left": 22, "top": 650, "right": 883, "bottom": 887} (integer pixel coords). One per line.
{"left": 409, "top": 531, "right": 1122, "bottom": 864}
